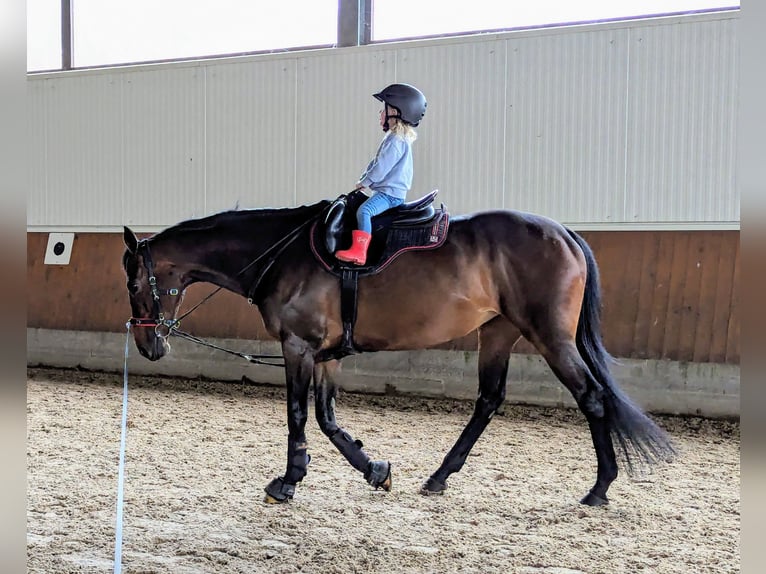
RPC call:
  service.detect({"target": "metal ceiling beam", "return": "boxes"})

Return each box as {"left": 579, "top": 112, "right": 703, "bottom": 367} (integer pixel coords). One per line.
{"left": 338, "top": 0, "right": 372, "bottom": 47}
{"left": 61, "top": 0, "right": 73, "bottom": 69}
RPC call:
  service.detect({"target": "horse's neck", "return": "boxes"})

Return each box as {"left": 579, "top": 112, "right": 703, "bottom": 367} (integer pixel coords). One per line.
{"left": 160, "top": 209, "right": 314, "bottom": 296}
{"left": 169, "top": 233, "right": 265, "bottom": 296}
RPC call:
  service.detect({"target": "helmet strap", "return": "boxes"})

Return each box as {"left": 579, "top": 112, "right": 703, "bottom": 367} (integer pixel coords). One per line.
{"left": 382, "top": 105, "right": 399, "bottom": 132}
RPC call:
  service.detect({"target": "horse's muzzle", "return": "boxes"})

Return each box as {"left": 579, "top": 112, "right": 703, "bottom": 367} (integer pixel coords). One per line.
{"left": 137, "top": 336, "right": 168, "bottom": 361}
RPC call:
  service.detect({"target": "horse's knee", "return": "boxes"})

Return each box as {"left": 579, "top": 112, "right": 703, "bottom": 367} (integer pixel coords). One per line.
{"left": 315, "top": 413, "right": 337, "bottom": 437}
{"left": 477, "top": 388, "right": 505, "bottom": 415}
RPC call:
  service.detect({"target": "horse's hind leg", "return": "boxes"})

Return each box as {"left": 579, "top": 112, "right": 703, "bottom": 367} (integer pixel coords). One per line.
{"left": 537, "top": 339, "right": 618, "bottom": 506}
{"left": 421, "top": 316, "right": 515, "bottom": 495}
{"left": 313, "top": 360, "right": 391, "bottom": 490}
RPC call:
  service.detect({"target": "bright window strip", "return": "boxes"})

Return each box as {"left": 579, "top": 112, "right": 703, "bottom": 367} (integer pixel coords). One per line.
{"left": 28, "top": 0, "right": 338, "bottom": 70}
{"left": 27, "top": 0, "right": 63, "bottom": 71}
{"left": 372, "top": 0, "right": 739, "bottom": 41}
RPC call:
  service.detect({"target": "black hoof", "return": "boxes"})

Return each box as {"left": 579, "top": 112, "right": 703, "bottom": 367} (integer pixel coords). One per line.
{"left": 263, "top": 477, "right": 296, "bottom": 504}
{"left": 580, "top": 491, "right": 609, "bottom": 506}
{"left": 420, "top": 476, "right": 447, "bottom": 496}
{"left": 365, "top": 460, "right": 392, "bottom": 491}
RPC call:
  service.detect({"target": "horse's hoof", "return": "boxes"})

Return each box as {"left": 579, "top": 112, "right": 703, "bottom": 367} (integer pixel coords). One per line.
{"left": 365, "top": 460, "right": 392, "bottom": 491}
{"left": 263, "top": 493, "right": 287, "bottom": 504}
{"left": 380, "top": 472, "right": 392, "bottom": 492}
{"left": 580, "top": 491, "right": 609, "bottom": 506}
{"left": 420, "top": 477, "right": 447, "bottom": 496}
{"left": 263, "top": 477, "right": 295, "bottom": 504}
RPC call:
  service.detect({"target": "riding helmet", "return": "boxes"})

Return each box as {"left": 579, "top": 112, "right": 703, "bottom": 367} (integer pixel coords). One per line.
{"left": 373, "top": 83, "right": 427, "bottom": 127}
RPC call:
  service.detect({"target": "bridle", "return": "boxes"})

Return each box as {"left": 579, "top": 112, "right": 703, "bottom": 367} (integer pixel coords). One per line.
{"left": 126, "top": 204, "right": 331, "bottom": 366}
{"left": 129, "top": 239, "right": 182, "bottom": 338}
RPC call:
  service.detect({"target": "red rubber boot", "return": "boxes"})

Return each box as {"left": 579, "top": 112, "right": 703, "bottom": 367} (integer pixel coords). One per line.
{"left": 335, "top": 230, "right": 372, "bottom": 265}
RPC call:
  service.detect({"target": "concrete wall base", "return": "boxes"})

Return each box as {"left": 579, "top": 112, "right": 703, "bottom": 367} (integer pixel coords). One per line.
{"left": 27, "top": 328, "right": 739, "bottom": 418}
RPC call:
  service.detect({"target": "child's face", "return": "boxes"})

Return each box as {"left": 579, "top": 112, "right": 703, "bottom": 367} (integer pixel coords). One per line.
{"left": 379, "top": 105, "right": 398, "bottom": 129}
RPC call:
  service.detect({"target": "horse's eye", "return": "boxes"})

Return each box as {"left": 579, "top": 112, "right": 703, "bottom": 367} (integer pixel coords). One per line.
{"left": 127, "top": 281, "right": 139, "bottom": 295}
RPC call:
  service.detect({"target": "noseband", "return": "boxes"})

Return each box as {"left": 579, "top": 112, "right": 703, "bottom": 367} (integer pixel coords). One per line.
{"left": 129, "top": 240, "right": 181, "bottom": 338}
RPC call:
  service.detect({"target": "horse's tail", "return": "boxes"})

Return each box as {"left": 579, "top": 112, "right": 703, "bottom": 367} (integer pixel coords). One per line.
{"left": 566, "top": 228, "right": 676, "bottom": 475}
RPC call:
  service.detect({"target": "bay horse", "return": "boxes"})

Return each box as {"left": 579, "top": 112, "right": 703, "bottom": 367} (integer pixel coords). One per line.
{"left": 121, "top": 198, "right": 675, "bottom": 506}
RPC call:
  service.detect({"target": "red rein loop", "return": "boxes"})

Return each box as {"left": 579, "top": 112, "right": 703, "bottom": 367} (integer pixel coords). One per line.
{"left": 129, "top": 318, "right": 157, "bottom": 327}
{"left": 128, "top": 317, "right": 179, "bottom": 338}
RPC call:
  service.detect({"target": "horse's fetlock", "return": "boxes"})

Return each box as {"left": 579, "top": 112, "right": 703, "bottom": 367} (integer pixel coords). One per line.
{"left": 284, "top": 439, "right": 311, "bottom": 483}
{"left": 264, "top": 477, "right": 296, "bottom": 501}
{"left": 364, "top": 460, "right": 391, "bottom": 489}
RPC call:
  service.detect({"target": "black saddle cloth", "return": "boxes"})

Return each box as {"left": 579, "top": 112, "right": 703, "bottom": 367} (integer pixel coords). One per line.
{"left": 310, "top": 190, "right": 449, "bottom": 276}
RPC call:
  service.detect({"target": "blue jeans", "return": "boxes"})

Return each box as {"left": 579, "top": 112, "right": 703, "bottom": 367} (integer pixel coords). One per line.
{"left": 356, "top": 192, "right": 404, "bottom": 233}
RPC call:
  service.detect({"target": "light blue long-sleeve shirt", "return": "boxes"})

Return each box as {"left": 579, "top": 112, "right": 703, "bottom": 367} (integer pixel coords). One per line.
{"left": 358, "top": 132, "right": 413, "bottom": 200}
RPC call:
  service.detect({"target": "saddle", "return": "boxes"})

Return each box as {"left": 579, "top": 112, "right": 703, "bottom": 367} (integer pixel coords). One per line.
{"left": 310, "top": 189, "right": 449, "bottom": 276}
{"left": 310, "top": 190, "right": 449, "bottom": 363}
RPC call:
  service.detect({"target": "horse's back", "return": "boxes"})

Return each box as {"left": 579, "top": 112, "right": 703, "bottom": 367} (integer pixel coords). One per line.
{"left": 447, "top": 209, "right": 578, "bottom": 255}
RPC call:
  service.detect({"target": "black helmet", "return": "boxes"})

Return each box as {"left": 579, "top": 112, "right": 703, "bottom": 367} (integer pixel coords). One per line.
{"left": 373, "top": 83, "right": 427, "bottom": 127}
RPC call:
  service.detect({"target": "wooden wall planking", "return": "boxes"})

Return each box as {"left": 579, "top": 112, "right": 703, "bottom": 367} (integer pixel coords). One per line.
{"left": 27, "top": 229, "right": 739, "bottom": 364}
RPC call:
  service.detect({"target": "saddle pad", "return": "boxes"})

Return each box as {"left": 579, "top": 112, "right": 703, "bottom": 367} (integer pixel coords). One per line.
{"left": 310, "top": 210, "right": 449, "bottom": 277}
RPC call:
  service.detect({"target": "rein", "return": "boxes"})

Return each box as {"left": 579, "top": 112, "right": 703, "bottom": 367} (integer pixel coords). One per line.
{"left": 168, "top": 329, "right": 285, "bottom": 366}
{"left": 129, "top": 207, "right": 328, "bottom": 367}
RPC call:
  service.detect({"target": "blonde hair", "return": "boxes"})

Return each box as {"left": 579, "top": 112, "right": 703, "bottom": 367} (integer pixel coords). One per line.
{"left": 389, "top": 117, "right": 418, "bottom": 143}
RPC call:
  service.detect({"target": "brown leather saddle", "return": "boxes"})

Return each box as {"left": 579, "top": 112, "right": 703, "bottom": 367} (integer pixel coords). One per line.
{"left": 310, "top": 190, "right": 449, "bottom": 362}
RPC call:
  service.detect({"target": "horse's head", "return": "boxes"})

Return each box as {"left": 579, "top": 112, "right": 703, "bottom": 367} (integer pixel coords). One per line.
{"left": 122, "top": 226, "right": 186, "bottom": 361}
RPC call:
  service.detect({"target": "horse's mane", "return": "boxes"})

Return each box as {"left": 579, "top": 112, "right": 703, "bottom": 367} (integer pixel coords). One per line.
{"left": 152, "top": 201, "right": 329, "bottom": 241}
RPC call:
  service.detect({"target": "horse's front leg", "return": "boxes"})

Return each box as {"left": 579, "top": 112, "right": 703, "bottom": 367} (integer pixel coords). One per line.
{"left": 313, "top": 360, "right": 392, "bottom": 491}
{"left": 263, "top": 334, "right": 315, "bottom": 504}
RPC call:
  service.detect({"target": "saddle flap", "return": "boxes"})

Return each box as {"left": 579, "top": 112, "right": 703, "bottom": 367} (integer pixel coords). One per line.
{"left": 324, "top": 196, "right": 348, "bottom": 254}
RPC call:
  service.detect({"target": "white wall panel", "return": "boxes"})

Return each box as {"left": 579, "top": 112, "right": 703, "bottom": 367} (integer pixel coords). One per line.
{"left": 27, "top": 80, "right": 47, "bottom": 225}
{"left": 626, "top": 18, "right": 739, "bottom": 223}
{"left": 38, "top": 74, "right": 124, "bottom": 226}
{"left": 397, "top": 41, "right": 507, "bottom": 214}
{"left": 205, "top": 59, "right": 297, "bottom": 212}
{"left": 27, "top": 12, "right": 739, "bottom": 231}
{"left": 295, "top": 49, "right": 395, "bottom": 206}
{"left": 505, "top": 29, "right": 629, "bottom": 223}
{"left": 121, "top": 67, "right": 205, "bottom": 226}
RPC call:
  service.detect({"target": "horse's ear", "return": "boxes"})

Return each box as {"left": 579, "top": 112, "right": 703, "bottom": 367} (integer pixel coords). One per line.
{"left": 123, "top": 226, "right": 139, "bottom": 254}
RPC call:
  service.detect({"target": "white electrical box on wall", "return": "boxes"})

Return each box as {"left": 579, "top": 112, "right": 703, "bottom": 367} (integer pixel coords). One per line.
{"left": 44, "top": 233, "right": 75, "bottom": 265}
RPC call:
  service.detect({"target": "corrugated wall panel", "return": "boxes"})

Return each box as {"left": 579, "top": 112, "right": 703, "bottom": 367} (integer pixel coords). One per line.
{"left": 40, "top": 74, "right": 124, "bottom": 226}
{"left": 121, "top": 67, "right": 206, "bottom": 226}
{"left": 295, "top": 50, "right": 395, "bottom": 205}
{"left": 626, "top": 18, "right": 739, "bottom": 223}
{"left": 27, "top": 13, "right": 739, "bottom": 230}
{"left": 27, "top": 80, "right": 47, "bottom": 225}
{"left": 396, "top": 41, "right": 507, "bottom": 214}
{"left": 505, "top": 29, "right": 629, "bottom": 223}
{"left": 205, "top": 59, "right": 297, "bottom": 212}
